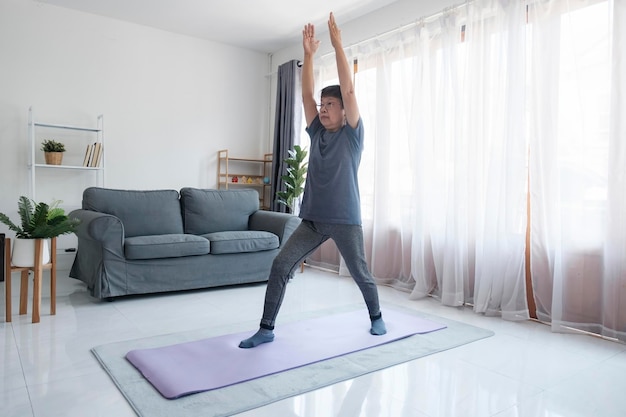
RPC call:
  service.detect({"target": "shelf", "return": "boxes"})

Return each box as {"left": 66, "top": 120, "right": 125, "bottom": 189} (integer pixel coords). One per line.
{"left": 34, "top": 122, "right": 101, "bottom": 133}
{"left": 218, "top": 149, "right": 272, "bottom": 209}
{"left": 28, "top": 107, "right": 105, "bottom": 202}
{"left": 227, "top": 157, "right": 268, "bottom": 162}
{"left": 220, "top": 182, "right": 270, "bottom": 187}
{"left": 32, "top": 163, "right": 103, "bottom": 171}
{"left": 220, "top": 183, "right": 267, "bottom": 186}
{"left": 224, "top": 173, "right": 266, "bottom": 178}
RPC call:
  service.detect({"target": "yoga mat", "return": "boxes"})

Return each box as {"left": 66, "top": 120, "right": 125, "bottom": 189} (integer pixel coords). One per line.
{"left": 125, "top": 308, "right": 446, "bottom": 399}
{"left": 92, "top": 304, "right": 494, "bottom": 417}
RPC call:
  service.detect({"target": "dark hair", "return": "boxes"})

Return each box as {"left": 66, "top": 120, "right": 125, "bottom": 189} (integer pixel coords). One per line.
{"left": 321, "top": 85, "right": 343, "bottom": 107}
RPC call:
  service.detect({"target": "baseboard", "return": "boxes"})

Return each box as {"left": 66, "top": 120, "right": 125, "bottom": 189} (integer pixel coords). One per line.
{"left": 55, "top": 250, "right": 76, "bottom": 271}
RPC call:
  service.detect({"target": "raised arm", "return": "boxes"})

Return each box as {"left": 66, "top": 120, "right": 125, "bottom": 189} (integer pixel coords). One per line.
{"left": 328, "top": 12, "right": 360, "bottom": 128}
{"left": 302, "top": 23, "right": 320, "bottom": 128}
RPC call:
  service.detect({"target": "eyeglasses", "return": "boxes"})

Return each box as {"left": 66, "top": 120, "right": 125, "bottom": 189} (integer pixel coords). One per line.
{"left": 317, "top": 102, "right": 338, "bottom": 111}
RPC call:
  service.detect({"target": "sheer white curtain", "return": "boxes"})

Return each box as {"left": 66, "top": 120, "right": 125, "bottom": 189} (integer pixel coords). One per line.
{"left": 309, "top": 0, "right": 626, "bottom": 333}
{"left": 529, "top": 0, "right": 626, "bottom": 341}
{"left": 394, "top": 1, "right": 530, "bottom": 320}
{"left": 311, "top": 0, "right": 529, "bottom": 319}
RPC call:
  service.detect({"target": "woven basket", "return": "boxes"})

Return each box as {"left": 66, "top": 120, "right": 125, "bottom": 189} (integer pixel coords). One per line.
{"left": 44, "top": 152, "right": 63, "bottom": 165}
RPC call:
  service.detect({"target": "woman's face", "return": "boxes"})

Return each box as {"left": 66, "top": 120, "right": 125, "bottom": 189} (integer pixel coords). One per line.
{"left": 318, "top": 97, "right": 345, "bottom": 132}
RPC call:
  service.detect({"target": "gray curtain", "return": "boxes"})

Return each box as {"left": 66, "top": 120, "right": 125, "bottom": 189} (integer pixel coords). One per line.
{"left": 270, "top": 60, "right": 302, "bottom": 212}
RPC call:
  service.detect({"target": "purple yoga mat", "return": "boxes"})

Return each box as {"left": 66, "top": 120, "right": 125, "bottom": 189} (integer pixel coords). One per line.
{"left": 126, "top": 308, "right": 446, "bottom": 399}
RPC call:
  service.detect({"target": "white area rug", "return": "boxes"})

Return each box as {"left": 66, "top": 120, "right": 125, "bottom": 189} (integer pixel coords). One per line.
{"left": 92, "top": 304, "right": 494, "bottom": 417}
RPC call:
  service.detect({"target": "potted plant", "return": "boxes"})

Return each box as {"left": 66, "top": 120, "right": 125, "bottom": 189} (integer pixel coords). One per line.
{"left": 41, "top": 139, "right": 66, "bottom": 165}
{"left": 0, "top": 196, "right": 80, "bottom": 267}
{"left": 276, "top": 145, "right": 308, "bottom": 214}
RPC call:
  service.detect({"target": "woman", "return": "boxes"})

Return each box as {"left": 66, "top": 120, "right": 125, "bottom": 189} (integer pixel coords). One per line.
{"left": 240, "top": 12, "right": 386, "bottom": 348}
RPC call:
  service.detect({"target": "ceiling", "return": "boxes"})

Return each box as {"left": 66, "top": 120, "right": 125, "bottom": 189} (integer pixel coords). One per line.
{"left": 36, "top": 0, "right": 401, "bottom": 53}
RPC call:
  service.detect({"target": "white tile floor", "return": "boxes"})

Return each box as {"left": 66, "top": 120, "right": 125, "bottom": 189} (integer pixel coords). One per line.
{"left": 2, "top": 266, "right": 626, "bottom": 417}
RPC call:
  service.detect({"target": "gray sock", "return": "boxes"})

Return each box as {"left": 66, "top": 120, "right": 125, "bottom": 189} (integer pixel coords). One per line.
{"left": 370, "top": 317, "right": 387, "bottom": 335}
{"left": 238, "top": 328, "right": 275, "bottom": 348}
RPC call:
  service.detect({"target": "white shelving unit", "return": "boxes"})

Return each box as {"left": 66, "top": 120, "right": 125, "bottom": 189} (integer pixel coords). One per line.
{"left": 28, "top": 107, "right": 105, "bottom": 268}
{"left": 28, "top": 107, "right": 104, "bottom": 201}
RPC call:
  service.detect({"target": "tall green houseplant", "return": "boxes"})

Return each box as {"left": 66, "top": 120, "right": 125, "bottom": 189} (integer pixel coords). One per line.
{"left": 276, "top": 145, "right": 308, "bottom": 213}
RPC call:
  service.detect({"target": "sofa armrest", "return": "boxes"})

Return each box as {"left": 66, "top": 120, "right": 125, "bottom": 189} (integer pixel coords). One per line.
{"left": 69, "top": 209, "right": 127, "bottom": 299}
{"left": 70, "top": 209, "right": 125, "bottom": 257}
{"left": 249, "top": 211, "right": 301, "bottom": 246}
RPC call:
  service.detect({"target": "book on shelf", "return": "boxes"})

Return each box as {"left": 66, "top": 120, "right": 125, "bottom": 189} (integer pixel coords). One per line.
{"left": 82, "top": 142, "right": 103, "bottom": 167}
{"left": 90, "top": 142, "right": 103, "bottom": 167}
{"left": 83, "top": 143, "right": 94, "bottom": 167}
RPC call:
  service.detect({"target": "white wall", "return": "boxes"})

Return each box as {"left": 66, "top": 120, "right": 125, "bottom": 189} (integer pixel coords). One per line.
{"left": 0, "top": 0, "right": 271, "bottom": 243}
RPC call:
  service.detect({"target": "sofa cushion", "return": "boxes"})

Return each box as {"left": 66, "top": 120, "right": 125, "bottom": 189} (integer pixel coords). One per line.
{"left": 124, "top": 234, "right": 210, "bottom": 260}
{"left": 180, "top": 188, "right": 259, "bottom": 235}
{"left": 203, "top": 231, "right": 279, "bottom": 254}
{"left": 82, "top": 187, "right": 183, "bottom": 238}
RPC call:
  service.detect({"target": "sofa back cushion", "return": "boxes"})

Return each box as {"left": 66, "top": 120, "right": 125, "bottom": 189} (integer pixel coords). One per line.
{"left": 82, "top": 187, "right": 183, "bottom": 237}
{"left": 180, "top": 188, "right": 259, "bottom": 235}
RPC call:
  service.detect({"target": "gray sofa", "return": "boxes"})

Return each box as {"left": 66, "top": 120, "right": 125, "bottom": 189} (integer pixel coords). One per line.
{"left": 69, "top": 187, "right": 300, "bottom": 300}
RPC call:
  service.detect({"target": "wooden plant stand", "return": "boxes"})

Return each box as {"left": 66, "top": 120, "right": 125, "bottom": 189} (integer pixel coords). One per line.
{"left": 4, "top": 237, "right": 57, "bottom": 323}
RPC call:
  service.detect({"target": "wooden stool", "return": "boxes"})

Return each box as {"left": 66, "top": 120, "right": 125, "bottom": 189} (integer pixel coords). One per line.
{"left": 4, "top": 237, "right": 57, "bottom": 323}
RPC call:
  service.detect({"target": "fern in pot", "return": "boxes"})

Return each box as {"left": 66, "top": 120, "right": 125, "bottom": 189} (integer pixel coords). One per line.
{"left": 0, "top": 196, "right": 79, "bottom": 267}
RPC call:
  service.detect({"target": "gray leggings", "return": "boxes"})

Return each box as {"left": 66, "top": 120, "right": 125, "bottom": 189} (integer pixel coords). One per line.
{"left": 259, "top": 220, "right": 382, "bottom": 330}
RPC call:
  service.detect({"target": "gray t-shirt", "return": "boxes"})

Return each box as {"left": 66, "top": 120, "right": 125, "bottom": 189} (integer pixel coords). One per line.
{"left": 299, "top": 115, "right": 364, "bottom": 225}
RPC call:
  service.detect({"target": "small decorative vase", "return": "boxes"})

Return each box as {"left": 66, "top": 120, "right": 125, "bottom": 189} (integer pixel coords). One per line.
{"left": 11, "top": 238, "right": 50, "bottom": 267}
{"left": 44, "top": 151, "right": 63, "bottom": 165}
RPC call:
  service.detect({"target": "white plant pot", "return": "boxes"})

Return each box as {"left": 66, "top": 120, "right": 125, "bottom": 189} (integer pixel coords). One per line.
{"left": 11, "top": 238, "right": 51, "bottom": 267}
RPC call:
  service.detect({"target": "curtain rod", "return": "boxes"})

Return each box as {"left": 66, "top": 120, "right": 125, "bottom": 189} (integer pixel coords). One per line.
{"left": 265, "top": 59, "right": 302, "bottom": 78}
{"left": 320, "top": 1, "right": 467, "bottom": 59}
{"left": 265, "top": 1, "right": 467, "bottom": 75}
